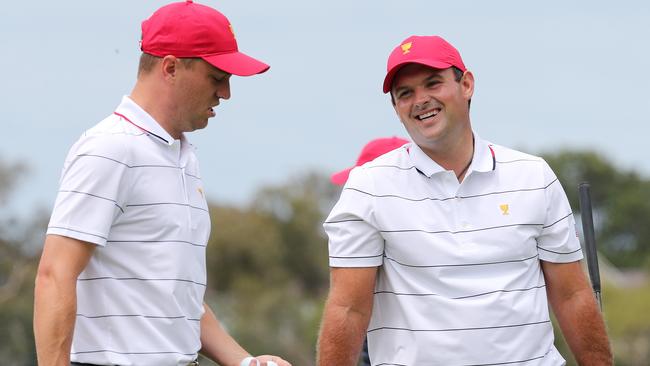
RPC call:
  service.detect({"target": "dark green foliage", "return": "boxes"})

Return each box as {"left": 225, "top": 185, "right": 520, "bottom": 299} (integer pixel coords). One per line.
{"left": 544, "top": 150, "right": 650, "bottom": 269}
{"left": 203, "top": 172, "right": 338, "bottom": 364}
{"left": 0, "top": 159, "right": 38, "bottom": 366}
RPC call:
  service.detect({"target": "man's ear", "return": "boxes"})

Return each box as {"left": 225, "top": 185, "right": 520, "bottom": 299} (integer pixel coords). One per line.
{"left": 160, "top": 55, "right": 178, "bottom": 82}
{"left": 461, "top": 70, "right": 474, "bottom": 100}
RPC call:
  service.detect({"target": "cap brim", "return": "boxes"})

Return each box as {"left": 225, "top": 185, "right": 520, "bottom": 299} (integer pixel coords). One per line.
{"left": 202, "top": 51, "right": 270, "bottom": 76}
{"left": 382, "top": 59, "right": 452, "bottom": 93}
{"left": 330, "top": 167, "right": 353, "bottom": 186}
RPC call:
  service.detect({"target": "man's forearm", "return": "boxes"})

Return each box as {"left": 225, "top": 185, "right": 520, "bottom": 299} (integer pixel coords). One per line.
{"left": 317, "top": 302, "right": 369, "bottom": 366}
{"left": 542, "top": 261, "right": 612, "bottom": 365}
{"left": 554, "top": 287, "right": 612, "bottom": 365}
{"left": 34, "top": 270, "right": 77, "bottom": 366}
{"left": 199, "top": 303, "right": 250, "bottom": 365}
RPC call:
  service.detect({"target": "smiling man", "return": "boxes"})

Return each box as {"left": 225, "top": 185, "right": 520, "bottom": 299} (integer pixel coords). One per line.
{"left": 33, "top": 2, "right": 290, "bottom": 366}
{"left": 317, "top": 35, "right": 612, "bottom": 365}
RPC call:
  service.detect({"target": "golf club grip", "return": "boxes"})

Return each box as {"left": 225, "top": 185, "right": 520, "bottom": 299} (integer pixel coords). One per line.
{"left": 578, "top": 183, "right": 602, "bottom": 294}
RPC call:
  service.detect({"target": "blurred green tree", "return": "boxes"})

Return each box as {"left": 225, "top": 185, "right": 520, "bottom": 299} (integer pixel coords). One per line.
{"left": 544, "top": 150, "right": 650, "bottom": 268}
{"left": 0, "top": 158, "right": 41, "bottom": 366}
{"left": 203, "top": 172, "right": 338, "bottom": 365}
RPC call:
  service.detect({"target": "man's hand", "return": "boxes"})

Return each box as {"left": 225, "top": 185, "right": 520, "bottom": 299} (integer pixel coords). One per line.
{"left": 240, "top": 355, "right": 292, "bottom": 366}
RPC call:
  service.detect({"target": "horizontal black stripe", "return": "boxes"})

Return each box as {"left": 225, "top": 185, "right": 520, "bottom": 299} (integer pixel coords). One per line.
{"left": 345, "top": 180, "right": 555, "bottom": 203}
{"left": 330, "top": 253, "right": 384, "bottom": 259}
{"left": 77, "top": 313, "right": 197, "bottom": 320}
{"left": 368, "top": 319, "right": 550, "bottom": 333}
{"left": 367, "top": 164, "right": 416, "bottom": 171}
{"left": 76, "top": 154, "right": 129, "bottom": 168}
{"left": 47, "top": 226, "right": 107, "bottom": 240}
{"left": 375, "top": 284, "right": 546, "bottom": 300}
{"left": 71, "top": 349, "right": 197, "bottom": 356}
{"left": 323, "top": 218, "right": 364, "bottom": 224}
{"left": 107, "top": 240, "right": 207, "bottom": 248}
{"left": 373, "top": 345, "right": 551, "bottom": 366}
{"left": 59, "top": 190, "right": 124, "bottom": 213}
{"left": 537, "top": 246, "right": 582, "bottom": 255}
{"left": 344, "top": 187, "right": 454, "bottom": 202}
{"left": 460, "top": 349, "right": 551, "bottom": 366}
{"left": 379, "top": 223, "right": 543, "bottom": 235}
{"left": 75, "top": 154, "right": 201, "bottom": 179}
{"left": 77, "top": 276, "right": 206, "bottom": 287}
{"left": 457, "top": 178, "right": 556, "bottom": 200}
{"left": 496, "top": 158, "right": 542, "bottom": 165}
{"left": 384, "top": 253, "right": 539, "bottom": 269}
{"left": 126, "top": 202, "right": 208, "bottom": 213}
{"left": 542, "top": 212, "right": 572, "bottom": 229}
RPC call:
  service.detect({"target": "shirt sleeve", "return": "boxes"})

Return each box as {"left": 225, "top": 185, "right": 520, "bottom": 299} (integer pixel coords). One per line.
{"left": 537, "top": 160, "right": 583, "bottom": 263}
{"left": 324, "top": 166, "right": 385, "bottom": 267}
{"left": 47, "top": 133, "right": 132, "bottom": 246}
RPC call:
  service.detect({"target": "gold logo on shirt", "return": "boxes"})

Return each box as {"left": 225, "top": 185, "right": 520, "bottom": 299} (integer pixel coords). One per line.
{"left": 500, "top": 204, "right": 509, "bottom": 215}
{"left": 401, "top": 42, "right": 412, "bottom": 54}
{"left": 198, "top": 187, "right": 204, "bottom": 198}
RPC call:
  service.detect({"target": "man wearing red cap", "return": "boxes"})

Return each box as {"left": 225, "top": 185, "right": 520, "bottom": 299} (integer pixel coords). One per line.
{"left": 330, "top": 137, "right": 410, "bottom": 186}
{"left": 318, "top": 35, "right": 611, "bottom": 365}
{"left": 34, "top": 2, "right": 289, "bottom": 366}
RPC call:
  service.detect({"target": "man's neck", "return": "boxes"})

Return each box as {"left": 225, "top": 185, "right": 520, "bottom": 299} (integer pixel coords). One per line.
{"left": 419, "top": 129, "right": 475, "bottom": 180}
{"left": 129, "top": 82, "right": 181, "bottom": 140}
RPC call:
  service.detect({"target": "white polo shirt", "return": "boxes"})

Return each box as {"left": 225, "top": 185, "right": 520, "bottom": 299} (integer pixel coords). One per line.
{"left": 47, "top": 96, "right": 210, "bottom": 366}
{"left": 324, "top": 135, "right": 582, "bottom": 366}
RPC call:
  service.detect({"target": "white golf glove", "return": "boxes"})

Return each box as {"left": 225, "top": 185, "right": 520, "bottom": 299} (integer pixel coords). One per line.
{"left": 240, "top": 356, "right": 278, "bottom": 366}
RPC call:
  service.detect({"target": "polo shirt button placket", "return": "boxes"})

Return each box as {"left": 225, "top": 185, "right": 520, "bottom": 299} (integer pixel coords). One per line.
{"left": 175, "top": 141, "right": 192, "bottom": 229}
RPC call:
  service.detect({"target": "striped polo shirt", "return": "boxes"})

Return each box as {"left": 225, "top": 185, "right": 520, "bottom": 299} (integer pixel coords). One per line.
{"left": 47, "top": 96, "right": 210, "bottom": 365}
{"left": 324, "top": 135, "right": 582, "bottom": 366}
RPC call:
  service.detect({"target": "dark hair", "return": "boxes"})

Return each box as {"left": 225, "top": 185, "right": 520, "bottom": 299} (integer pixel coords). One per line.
{"left": 452, "top": 66, "right": 472, "bottom": 109}
{"left": 137, "top": 53, "right": 199, "bottom": 77}
{"left": 137, "top": 53, "right": 160, "bottom": 76}
{"left": 451, "top": 66, "right": 463, "bottom": 82}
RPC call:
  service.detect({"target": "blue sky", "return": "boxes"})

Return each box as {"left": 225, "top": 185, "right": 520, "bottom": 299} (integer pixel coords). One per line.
{"left": 1, "top": 0, "right": 649, "bottom": 217}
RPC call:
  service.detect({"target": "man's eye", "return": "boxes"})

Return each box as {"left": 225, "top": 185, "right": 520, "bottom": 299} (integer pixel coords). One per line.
{"left": 426, "top": 81, "right": 439, "bottom": 88}
{"left": 397, "top": 91, "right": 411, "bottom": 99}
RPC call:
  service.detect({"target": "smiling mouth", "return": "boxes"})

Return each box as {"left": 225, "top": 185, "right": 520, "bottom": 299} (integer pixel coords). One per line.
{"left": 415, "top": 108, "right": 441, "bottom": 121}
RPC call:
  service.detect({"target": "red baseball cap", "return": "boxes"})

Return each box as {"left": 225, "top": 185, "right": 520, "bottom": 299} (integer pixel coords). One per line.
{"left": 141, "top": 0, "right": 269, "bottom": 76}
{"left": 383, "top": 35, "right": 466, "bottom": 93}
{"left": 331, "top": 137, "right": 409, "bottom": 185}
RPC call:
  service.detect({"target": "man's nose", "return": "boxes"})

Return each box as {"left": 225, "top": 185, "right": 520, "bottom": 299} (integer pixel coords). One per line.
{"left": 217, "top": 79, "right": 231, "bottom": 100}
{"left": 413, "top": 87, "right": 431, "bottom": 108}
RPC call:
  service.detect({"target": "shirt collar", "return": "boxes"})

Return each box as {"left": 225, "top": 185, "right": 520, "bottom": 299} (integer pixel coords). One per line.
{"left": 114, "top": 95, "right": 190, "bottom": 147}
{"left": 472, "top": 134, "right": 497, "bottom": 173}
{"left": 408, "top": 133, "right": 496, "bottom": 178}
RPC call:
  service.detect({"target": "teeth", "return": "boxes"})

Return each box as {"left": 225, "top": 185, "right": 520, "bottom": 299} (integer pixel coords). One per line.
{"left": 417, "top": 110, "right": 439, "bottom": 120}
